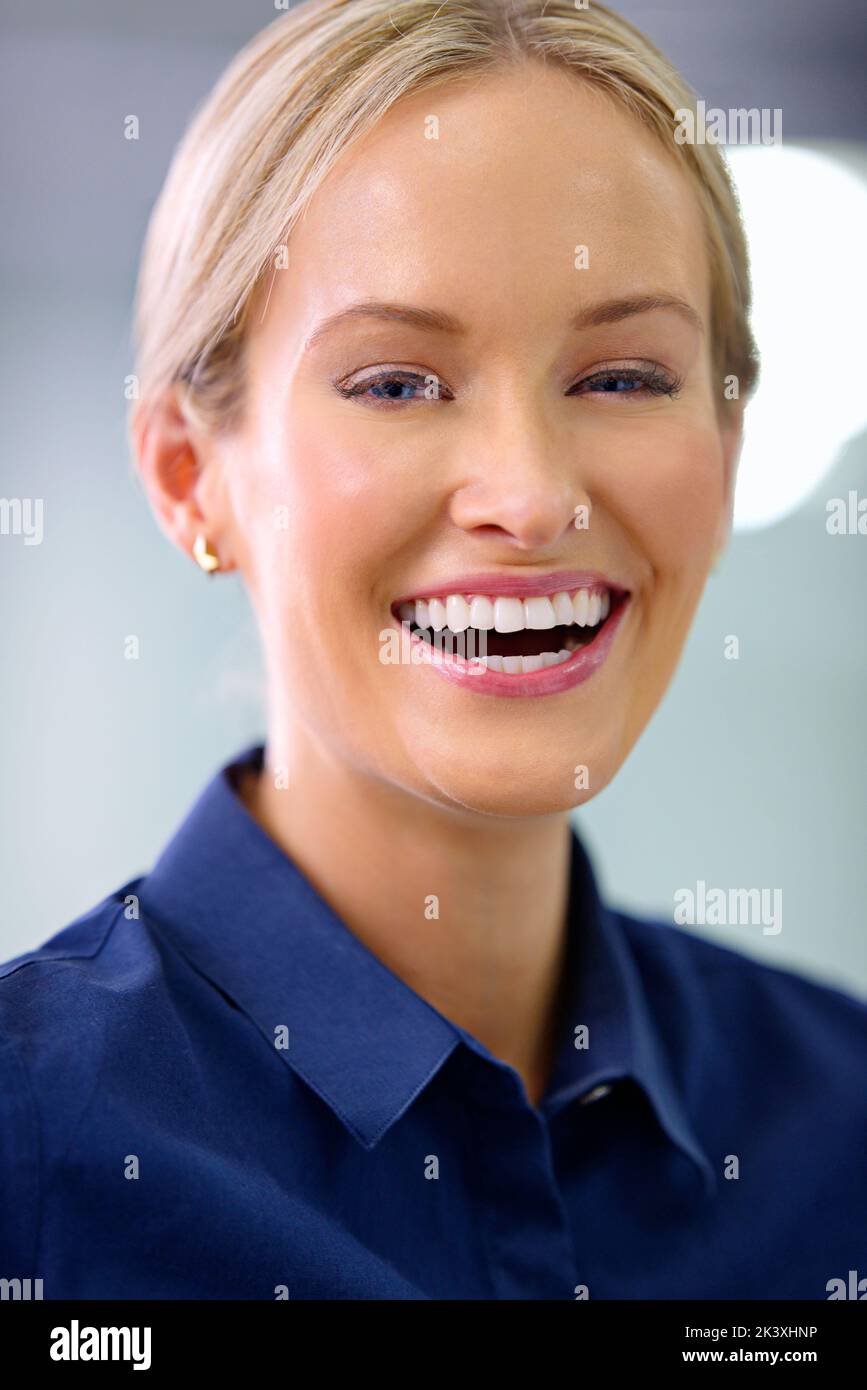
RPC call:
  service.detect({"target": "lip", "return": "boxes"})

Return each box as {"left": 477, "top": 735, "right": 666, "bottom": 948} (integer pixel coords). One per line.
{"left": 392, "top": 569, "right": 629, "bottom": 605}
{"left": 392, "top": 590, "right": 632, "bottom": 698}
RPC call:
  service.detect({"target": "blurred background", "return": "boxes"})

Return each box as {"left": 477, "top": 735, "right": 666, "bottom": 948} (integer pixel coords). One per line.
{"left": 1, "top": 0, "right": 865, "bottom": 994}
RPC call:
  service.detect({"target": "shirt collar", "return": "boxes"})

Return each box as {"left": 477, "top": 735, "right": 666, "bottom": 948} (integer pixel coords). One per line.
{"left": 544, "top": 831, "right": 717, "bottom": 1196}
{"left": 138, "top": 744, "right": 715, "bottom": 1196}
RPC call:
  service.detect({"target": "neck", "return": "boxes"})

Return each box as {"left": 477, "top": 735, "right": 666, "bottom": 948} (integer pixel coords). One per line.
{"left": 241, "top": 730, "right": 574, "bottom": 1109}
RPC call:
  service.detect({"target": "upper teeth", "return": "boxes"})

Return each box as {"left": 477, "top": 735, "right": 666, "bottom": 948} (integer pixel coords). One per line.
{"left": 397, "top": 587, "right": 611, "bottom": 632}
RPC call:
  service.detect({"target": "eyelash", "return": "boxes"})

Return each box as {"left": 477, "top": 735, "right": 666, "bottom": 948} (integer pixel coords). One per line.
{"left": 334, "top": 363, "right": 683, "bottom": 407}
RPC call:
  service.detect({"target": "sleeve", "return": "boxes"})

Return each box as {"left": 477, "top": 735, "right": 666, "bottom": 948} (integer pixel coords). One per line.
{"left": 0, "top": 1034, "right": 41, "bottom": 1278}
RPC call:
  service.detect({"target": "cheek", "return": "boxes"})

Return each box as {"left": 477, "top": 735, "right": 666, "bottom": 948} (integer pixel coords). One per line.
{"left": 298, "top": 389, "right": 456, "bottom": 557}
{"left": 607, "top": 418, "right": 727, "bottom": 578}
{"left": 242, "top": 408, "right": 425, "bottom": 627}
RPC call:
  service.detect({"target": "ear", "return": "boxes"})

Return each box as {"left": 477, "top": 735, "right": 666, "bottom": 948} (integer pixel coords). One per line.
{"left": 713, "top": 402, "right": 745, "bottom": 556}
{"left": 130, "top": 387, "right": 236, "bottom": 572}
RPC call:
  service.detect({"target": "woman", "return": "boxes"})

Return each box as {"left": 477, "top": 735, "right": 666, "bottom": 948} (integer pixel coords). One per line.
{"left": 1, "top": 0, "right": 864, "bottom": 1301}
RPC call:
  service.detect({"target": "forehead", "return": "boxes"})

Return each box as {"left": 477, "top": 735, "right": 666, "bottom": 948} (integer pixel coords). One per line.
{"left": 253, "top": 62, "right": 709, "bottom": 359}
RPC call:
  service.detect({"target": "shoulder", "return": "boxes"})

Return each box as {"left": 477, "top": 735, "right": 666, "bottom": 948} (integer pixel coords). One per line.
{"left": 0, "top": 879, "right": 169, "bottom": 1266}
{"left": 0, "top": 877, "right": 171, "bottom": 1102}
{"left": 0, "top": 878, "right": 162, "bottom": 1036}
{"left": 618, "top": 907, "right": 867, "bottom": 1084}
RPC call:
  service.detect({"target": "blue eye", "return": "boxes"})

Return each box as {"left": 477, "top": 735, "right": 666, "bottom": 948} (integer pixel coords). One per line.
{"left": 591, "top": 375, "right": 642, "bottom": 393}
{"left": 368, "top": 376, "right": 419, "bottom": 401}
{"left": 573, "top": 367, "right": 682, "bottom": 398}
{"left": 336, "top": 370, "right": 448, "bottom": 406}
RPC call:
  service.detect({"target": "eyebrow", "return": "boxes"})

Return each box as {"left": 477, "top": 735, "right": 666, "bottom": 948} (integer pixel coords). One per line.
{"left": 303, "top": 293, "right": 703, "bottom": 352}
{"left": 573, "top": 293, "right": 703, "bottom": 333}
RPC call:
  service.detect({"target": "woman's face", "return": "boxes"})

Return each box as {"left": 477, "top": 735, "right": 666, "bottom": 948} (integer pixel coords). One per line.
{"left": 211, "top": 63, "right": 741, "bottom": 817}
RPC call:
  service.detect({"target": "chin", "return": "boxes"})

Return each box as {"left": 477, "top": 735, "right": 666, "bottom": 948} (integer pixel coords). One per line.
{"left": 412, "top": 743, "right": 622, "bottom": 820}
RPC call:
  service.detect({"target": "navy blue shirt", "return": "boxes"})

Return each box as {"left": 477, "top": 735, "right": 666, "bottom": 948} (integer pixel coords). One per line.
{"left": 1, "top": 744, "right": 865, "bottom": 1300}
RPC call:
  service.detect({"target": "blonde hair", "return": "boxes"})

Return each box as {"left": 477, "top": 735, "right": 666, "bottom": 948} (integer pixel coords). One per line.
{"left": 130, "top": 0, "right": 759, "bottom": 438}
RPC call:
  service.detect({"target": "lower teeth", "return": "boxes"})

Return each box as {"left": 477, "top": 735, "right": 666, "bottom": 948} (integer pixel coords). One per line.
{"left": 480, "top": 650, "right": 572, "bottom": 674}
{"left": 406, "top": 622, "right": 603, "bottom": 674}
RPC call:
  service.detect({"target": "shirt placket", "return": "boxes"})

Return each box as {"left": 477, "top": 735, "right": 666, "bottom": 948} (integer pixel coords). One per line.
{"left": 459, "top": 1054, "right": 578, "bottom": 1300}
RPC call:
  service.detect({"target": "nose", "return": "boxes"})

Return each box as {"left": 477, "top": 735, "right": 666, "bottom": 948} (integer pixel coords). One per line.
{"left": 449, "top": 394, "right": 591, "bottom": 550}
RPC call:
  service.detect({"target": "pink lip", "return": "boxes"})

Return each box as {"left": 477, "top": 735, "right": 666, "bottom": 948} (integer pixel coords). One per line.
{"left": 391, "top": 570, "right": 628, "bottom": 606}
{"left": 400, "top": 593, "right": 631, "bottom": 698}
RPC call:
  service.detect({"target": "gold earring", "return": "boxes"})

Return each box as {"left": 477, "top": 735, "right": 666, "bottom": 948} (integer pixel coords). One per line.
{"left": 192, "top": 534, "right": 221, "bottom": 574}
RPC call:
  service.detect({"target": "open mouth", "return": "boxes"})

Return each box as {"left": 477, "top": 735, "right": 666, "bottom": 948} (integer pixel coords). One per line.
{"left": 391, "top": 585, "right": 627, "bottom": 675}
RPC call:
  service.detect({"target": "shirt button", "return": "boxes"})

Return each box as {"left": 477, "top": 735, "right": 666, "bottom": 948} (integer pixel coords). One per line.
{"left": 579, "top": 1084, "right": 612, "bottom": 1105}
